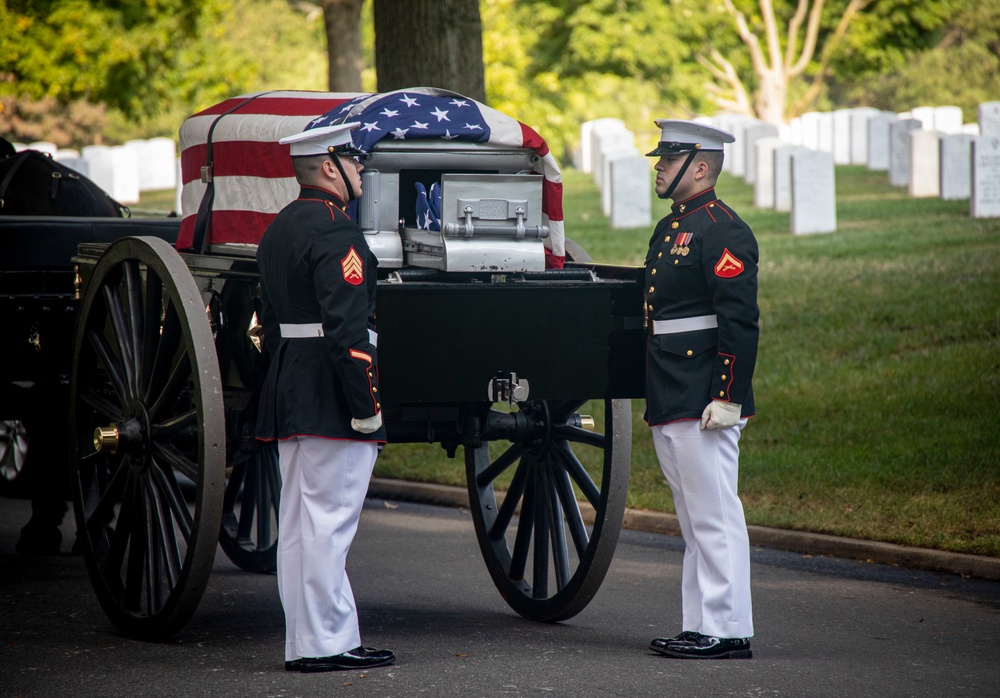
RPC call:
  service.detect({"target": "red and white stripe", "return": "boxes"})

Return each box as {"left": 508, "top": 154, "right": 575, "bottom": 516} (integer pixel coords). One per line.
{"left": 177, "top": 90, "right": 565, "bottom": 264}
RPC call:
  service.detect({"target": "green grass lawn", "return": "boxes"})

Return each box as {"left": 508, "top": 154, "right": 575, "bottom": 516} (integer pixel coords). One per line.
{"left": 375, "top": 164, "right": 1000, "bottom": 558}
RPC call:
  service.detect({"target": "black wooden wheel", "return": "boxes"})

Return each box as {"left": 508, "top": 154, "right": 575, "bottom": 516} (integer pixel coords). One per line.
{"left": 465, "top": 397, "right": 631, "bottom": 621}
{"left": 69, "top": 236, "right": 225, "bottom": 640}
{"left": 219, "top": 441, "right": 279, "bottom": 572}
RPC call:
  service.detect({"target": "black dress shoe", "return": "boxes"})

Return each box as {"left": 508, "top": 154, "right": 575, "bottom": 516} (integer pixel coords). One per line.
{"left": 651, "top": 632, "right": 752, "bottom": 659}
{"left": 649, "top": 631, "right": 701, "bottom": 652}
{"left": 285, "top": 646, "right": 395, "bottom": 672}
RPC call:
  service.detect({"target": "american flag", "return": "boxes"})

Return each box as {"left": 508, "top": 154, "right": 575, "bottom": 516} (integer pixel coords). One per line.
{"left": 176, "top": 88, "right": 564, "bottom": 266}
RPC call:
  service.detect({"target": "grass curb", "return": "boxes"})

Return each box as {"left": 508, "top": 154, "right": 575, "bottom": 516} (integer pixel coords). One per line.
{"left": 368, "top": 477, "right": 1000, "bottom": 582}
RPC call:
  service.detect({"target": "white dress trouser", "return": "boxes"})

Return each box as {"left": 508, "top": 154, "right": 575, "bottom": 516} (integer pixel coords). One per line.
{"left": 277, "top": 436, "right": 378, "bottom": 661}
{"left": 652, "top": 419, "right": 754, "bottom": 639}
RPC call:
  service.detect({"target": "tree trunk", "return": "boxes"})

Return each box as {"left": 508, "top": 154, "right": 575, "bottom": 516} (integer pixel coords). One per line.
{"left": 373, "top": 0, "right": 485, "bottom": 103}
{"left": 755, "top": 69, "right": 786, "bottom": 125}
{"left": 322, "top": 0, "right": 365, "bottom": 92}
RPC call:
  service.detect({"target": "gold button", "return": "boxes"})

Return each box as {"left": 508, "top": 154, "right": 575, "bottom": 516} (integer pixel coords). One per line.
{"left": 649, "top": 286, "right": 654, "bottom": 293}
{"left": 724, "top": 359, "right": 731, "bottom": 365}
{"left": 721, "top": 374, "right": 727, "bottom": 380}
{"left": 674, "top": 259, "right": 679, "bottom": 265}
{"left": 679, "top": 204, "right": 686, "bottom": 212}
{"left": 671, "top": 221, "right": 679, "bottom": 229}
{"left": 719, "top": 391, "right": 725, "bottom": 397}
{"left": 657, "top": 252, "right": 662, "bottom": 259}
{"left": 651, "top": 268, "right": 657, "bottom": 275}
{"left": 648, "top": 304, "right": 653, "bottom": 311}
{"left": 709, "top": 203, "right": 715, "bottom": 208}
{"left": 376, "top": 402, "right": 381, "bottom": 408}
{"left": 686, "top": 350, "right": 693, "bottom": 356}
{"left": 665, "top": 236, "right": 671, "bottom": 243}
{"left": 372, "top": 387, "right": 378, "bottom": 392}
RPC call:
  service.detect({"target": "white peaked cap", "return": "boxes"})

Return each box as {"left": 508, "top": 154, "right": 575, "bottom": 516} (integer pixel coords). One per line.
{"left": 279, "top": 122, "right": 362, "bottom": 157}
{"left": 646, "top": 119, "right": 736, "bottom": 156}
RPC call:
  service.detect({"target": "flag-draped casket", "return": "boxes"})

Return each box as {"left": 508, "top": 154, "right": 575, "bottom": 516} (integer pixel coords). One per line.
{"left": 177, "top": 88, "right": 565, "bottom": 268}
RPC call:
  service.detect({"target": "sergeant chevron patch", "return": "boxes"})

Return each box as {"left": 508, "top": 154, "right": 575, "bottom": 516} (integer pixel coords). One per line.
{"left": 341, "top": 246, "right": 364, "bottom": 285}
{"left": 714, "top": 248, "right": 744, "bottom": 278}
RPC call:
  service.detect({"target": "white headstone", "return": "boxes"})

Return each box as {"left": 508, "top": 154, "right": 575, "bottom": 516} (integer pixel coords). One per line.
{"left": 971, "top": 135, "right": 1000, "bottom": 218}
{"left": 791, "top": 149, "right": 837, "bottom": 234}
{"left": 939, "top": 134, "right": 975, "bottom": 201}
{"left": 833, "top": 109, "right": 853, "bottom": 165}
{"left": 774, "top": 145, "right": 810, "bottom": 212}
{"left": 978, "top": 102, "right": 1000, "bottom": 137}
{"left": 593, "top": 128, "right": 635, "bottom": 190}
{"left": 13, "top": 143, "right": 28, "bottom": 152}
{"left": 581, "top": 118, "right": 627, "bottom": 174}
{"left": 601, "top": 145, "right": 640, "bottom": 215}
{"left": 28, "top": 141, "right": 58, "bottom": 157}
{"left": 849, "top": 108, "right": 881, "bottom": 165}
{"left": 743, "top": 123, "right": 780, "bottom": 184}
{"left": 910, "top": 106, "right": 935, "bottom": 130}
{"left": 126, "top": 137, "right": 177, "bottom": 191}
{"left": 934, "top": 106, "right": 964, "bottom": 135}
{"left": 58, "top": 157, "right": 90, "bottom": 178}
{"left": 753, "top": 137, "right": 784, "bottom": 209}
{"left": 908, "top": 130, "right": 941, "bottom": 198}
{"left": 609, "top": 155, "right": 652, "bottom": 229}
{"left": 727, "top": 118, "right": 753, "bottom": 177}
{"left": 867, "top": 113, "right": 897, "bottom": 170}
{"left": 962, "top": 123, "right": 981, "bottom": 136}
{"left": 82, "top": 144, "right": 141, "bottom": 204}
{"left": 889, "top": 119, "right": 923, "bottom": 186}
{"left": 816, "top": 113, "right": 834, "bottom": 154}
{"left": 788, "top": 117, "right": 803, "bottom": 146}
{"left": 800, "top": 112, "right": 821, "bottom": 150}
{"left": 54, "top": 148, "right": 80, "bottom": 160}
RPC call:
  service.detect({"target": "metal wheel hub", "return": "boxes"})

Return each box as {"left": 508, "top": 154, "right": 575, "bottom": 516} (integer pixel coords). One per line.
{"left": 94, "top": 400, "right": 152, "bottom": 466}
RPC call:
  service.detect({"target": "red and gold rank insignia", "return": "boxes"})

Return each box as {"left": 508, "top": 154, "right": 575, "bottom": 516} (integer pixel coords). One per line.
{"left": 341, "top": 246, "right": 364, "bottom": 285}
{"left": 714, "top": 248, "right": 745, "bottom": 278}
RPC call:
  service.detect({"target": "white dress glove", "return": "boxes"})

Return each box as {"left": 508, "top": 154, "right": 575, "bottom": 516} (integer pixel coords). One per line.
{"left": 700, "top": 400, "right": 742, "bottom": 431}
{"left": 351, "top": 412, "right": 383, "bottom": 434}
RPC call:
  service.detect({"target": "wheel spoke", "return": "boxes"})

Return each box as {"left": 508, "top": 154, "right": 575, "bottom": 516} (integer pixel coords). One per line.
{"left": 152, "top": 440, "right": 199, "bottom": 484}
{"left": 488, "top": 453, "right": 529, "bottom": 541}
{"left": 87, "top": 330, "right": 130, "bottom": 409}
{"left": 81, "top": 388, "right": 125, "bottom": 422}
{"left": 148, "top": 353, "right": 191, "bottom": 422}
{"left": 150, "top": 455, "right": 194, "bottom": 544}
{"left": 153, "top": 408, "right": 197, "bottom": 438}
{"left": 144, "top": 298, "right": 181, "bottom": 404}
{"left": 124, "top": 261, "right": 145, "bottom": 397}
{"left": 148, "top": 469, "right": 184, "bottom": 591}
{"left": 545, "top": 460, "right": 571, "bottom": 591}
{"left": 531, "top": 463, "right": 549, "bottom": 598}
{"left": 103, "top": 284, "right": 137, "bottom": 399}
{"left": 552, "top": 454, "right": 589, "bottom": 557}
{"left": 552, "top": 440, "right": 600, "bottom": 508}
{"left": 554, "top": 423, "right": 605, "bottom": 449}
{"left": 508, "top": 456, "right": 536, "bottom": 582}
{"left": 476, "top": 441, "right": 523, "bottom": 488}
{"left": 139, "top": 268, "right": 163, "bottom": 400}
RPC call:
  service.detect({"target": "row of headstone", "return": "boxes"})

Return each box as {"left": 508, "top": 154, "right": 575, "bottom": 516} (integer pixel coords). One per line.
{"left": 11, "top": 137, "right": 178, "bottom": 205}
{"left": 576, "top": 119, "right": 652, "bottom": 229}
{"left": 705, "top": 100, "right": 1000, "bottom": 227}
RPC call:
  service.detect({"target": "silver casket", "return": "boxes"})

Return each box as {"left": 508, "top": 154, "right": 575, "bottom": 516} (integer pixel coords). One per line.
{"left": 358, "top": 140, "right": 548, "bottom": 272}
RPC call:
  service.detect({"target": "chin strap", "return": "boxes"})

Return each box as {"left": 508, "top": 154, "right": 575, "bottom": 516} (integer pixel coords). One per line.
{"left": 329, "top": 154, "right": 357, "bottom": 202}
{"left": 658, "top": 149, "right": 699, "bottom": 200}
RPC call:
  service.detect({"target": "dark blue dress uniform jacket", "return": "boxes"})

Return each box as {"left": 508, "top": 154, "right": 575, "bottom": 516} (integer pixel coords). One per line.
{"left": 255, "top": 186, "right": 386, "bottom": 443}
{"left": 644, "top": 187, "right": 759, "bottom": 426}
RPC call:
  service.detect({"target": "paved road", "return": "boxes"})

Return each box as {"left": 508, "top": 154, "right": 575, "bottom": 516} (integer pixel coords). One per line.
{"left": 2, "top": 495, "right": 999, "bottom": 697}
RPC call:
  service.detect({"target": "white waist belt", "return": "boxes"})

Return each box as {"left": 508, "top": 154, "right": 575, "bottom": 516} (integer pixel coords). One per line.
{"left": 651, "top": 314, "right": 718, "bottom": 335}
{"left": 279, "top": 323, "right": 378, "bottom": 346}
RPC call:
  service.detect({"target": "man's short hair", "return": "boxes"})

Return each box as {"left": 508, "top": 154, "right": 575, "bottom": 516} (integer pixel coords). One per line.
{"left": 695, "top": 150, "right": 725, "bottom": 181}
{"left": 292, "top": 155, "right": 326, "bottom": 185}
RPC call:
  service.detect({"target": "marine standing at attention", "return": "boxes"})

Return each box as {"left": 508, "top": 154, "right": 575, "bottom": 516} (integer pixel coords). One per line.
{"left": 255, "top": 120, "right": 394, "bottom": 673}
{"left": 641, "top": 120, "right": 760, "bottom": 660}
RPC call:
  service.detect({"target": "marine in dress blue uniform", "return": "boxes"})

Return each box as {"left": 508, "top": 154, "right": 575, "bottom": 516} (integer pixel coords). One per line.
{"left": 643, "top": 120, "right": 759, "bottom": 660}
{"left": 256, "top": 121, "right": 395, "bottom": 673}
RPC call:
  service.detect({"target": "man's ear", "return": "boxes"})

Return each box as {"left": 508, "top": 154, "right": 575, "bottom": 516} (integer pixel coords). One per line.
{"left": 322, "top": 158, "right": 338, "bottom": 180}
